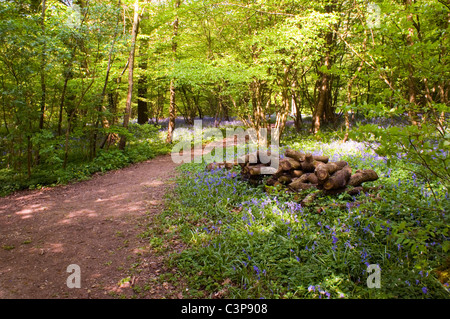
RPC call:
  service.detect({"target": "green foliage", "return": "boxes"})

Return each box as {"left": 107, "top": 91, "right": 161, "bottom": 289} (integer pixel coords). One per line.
{"left": 0, "top": 123, "right": 170, "bottom": 197}
{"left": 150, "top": 131, "right": 450, "bottom": 299}
{"left": 352, "top": 105, "right": 450, "bottom": 193}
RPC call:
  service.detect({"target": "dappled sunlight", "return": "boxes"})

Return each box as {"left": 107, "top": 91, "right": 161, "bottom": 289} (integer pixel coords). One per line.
{"left": 64, "top": 209, "right": 98, "bottom": 220}
{"left": 0, "top": 152, "right": 179, "bottom": 298}
{"left": 141, "top": 180, "right": 165, "bottom": 187}
{"left": 48, "top": 243, "right": 64, "bottom": 254}
{"left": 15, "top": 205, "right": 48, "bottom": 220}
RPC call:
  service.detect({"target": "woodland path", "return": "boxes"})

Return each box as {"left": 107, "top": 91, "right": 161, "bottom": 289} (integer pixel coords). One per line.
{"left": 0, "top": 137, "right": 236, "bottom": 299}
{"left": 0, "top": 154, "right": 182, "bottom": 299}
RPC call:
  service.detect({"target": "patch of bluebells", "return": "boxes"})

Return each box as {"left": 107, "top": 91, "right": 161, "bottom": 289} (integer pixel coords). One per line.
{"left": 173, "top": 131, "right": 450, "bottom": 298}
{"left": 308, "top": 285, "right": 331, "bottom": 299}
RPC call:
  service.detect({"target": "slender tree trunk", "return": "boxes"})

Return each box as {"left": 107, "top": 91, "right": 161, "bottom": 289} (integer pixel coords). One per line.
{"left": 63, "top": 110, "right": 75, "bottom": 169}
{"left": 92, "top": 0, "right": 121, "bottom": 157}
{"left": 137, "top": 27, "right": 149, "bottom": 125}
{"left": 291, "top": 77, "right": 302, "bottom": 132}
{"left": 38, "top": 0, "right": 46, "bottom": 131}
{"left": 1, "top": 77, "right": 9, "bottom": 135}
{"left": 405, "top": 0, "right": 419, "bottom": 126}
{"left": 313, "top": 30, "right": 333, "bottom": 134}
{"left": 57, "top": 75, "right": 69, "bottom": 136}
{"left": 36, "top": 0, "right": 46, "bottom": 165}
{"left": 119, "top": 0, "right": 141, "bottom": 150}
{"left": 438, "top": 82, "right": 448, "bottom": 126}
{"left": 275, "top": 65, "right": 291, "bottom": 141}
{"left": 194, "top": 91, "right": 202, "bottom": 119}
{"left": 137, "top": 60, "right": 149, "bottom": 124}
{"left": 27, "top": 118, "right": 32, "bottom": 178}
{"left": 166, "top": 0, "right": 181, "bottom": 144}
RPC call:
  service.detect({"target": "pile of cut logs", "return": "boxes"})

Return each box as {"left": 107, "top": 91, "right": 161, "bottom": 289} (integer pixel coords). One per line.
{"left": 206, "top": 149, "right": 379, "bottom": 196}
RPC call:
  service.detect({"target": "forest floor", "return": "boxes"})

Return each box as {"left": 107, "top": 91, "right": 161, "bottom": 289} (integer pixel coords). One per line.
{"left": 0, "top": 154, "right": 183, "bottom": 298}
{"left": 0, "top": 137, "right": 235, "bottom": 299}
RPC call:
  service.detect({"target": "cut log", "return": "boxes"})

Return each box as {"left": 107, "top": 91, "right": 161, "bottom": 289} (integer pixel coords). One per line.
{"left": 249, "top": 164, "right": 268, "bottom": 176}
{"left": 288, "top": 177, "right": 317, "bottom": 191}
{"left": 237, "top": 153, "right": 257, "bottom": 167}
{"left": 314, "top": 161, "right": 348, "bottom": 181}
{"left": 292, "top": 170, "right": 304, "bottom": 178}
{"left": 285, "top": 149, "right": 306, "bottom": 162}
{"left": 323, "top": 166, "right": 352, "bottom": 190}
{"left": 238, "top": 150, "right": 273, "bottom": 167}
{"left": 312, "top": 155, "right": 329, "bottom": 163}
{"left": 279, "top": 158, "right": 293, "bottom": 171}
{"left": 348, "top": 169, "right": 379, "bottom": 186}
{"left": 285, "top": 149, "right": 328, "bottom": 165}
{"left": 279, "top": 157, "right": 302, "bottom": 171}
{"left": 239, "top": 149, "right": 380, "bottom": 206}
{"left": 297, "top": 173, "right": 319, "bottom": 184}
{"left": 300, "top": 153, "right": 314, "bottom": 172}
{"left": 206, "top": 161, "right": 238, "bottom": 171}
{"left": 286, "top": 157, "right": 302, "bottom": 169}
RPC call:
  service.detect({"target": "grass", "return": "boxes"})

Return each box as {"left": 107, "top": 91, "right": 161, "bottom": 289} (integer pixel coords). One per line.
{"left": 147, "top": 127, "right": 450, "bottom": 299}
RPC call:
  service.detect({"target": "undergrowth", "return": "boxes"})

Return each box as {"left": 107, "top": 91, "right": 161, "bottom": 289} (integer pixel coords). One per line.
{"left": 149, "top": 131, "right": 450, "bottom": 299}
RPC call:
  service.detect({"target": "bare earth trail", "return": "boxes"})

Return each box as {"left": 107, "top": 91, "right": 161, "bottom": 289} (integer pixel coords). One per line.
{"left": 0, "top": 137, "right": 237, "bottom": 299}
{"left": 0, "top": 154, "right": 182, "bottom": 299}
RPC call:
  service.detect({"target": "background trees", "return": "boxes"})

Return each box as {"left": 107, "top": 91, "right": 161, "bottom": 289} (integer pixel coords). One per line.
{"left": 0, "top": 0, "right": 448, "bottom": 184}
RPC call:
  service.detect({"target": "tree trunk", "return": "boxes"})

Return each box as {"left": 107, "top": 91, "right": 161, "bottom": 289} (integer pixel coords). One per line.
{"left": 63, "top": 110, "right": 75, "bottom": 169}
{"left": 275, "top": 65, "right": 291, "bottom": 142}
{"left": 291, "top": 79, "right": 302, "bottom": 132}
{"left": 405, "top": 0, "right": 419, "bottom": 126}
{"left": 323, "top": 166, "right": 352, "bottom": 190}
{"left": 137, "top": 61, "right": 149, "bottom": 124}
{"left": 313, "top": 30, "right": 333, "bottom": 134}
{"left": 92, "top": 0, "right": 121, "bottom": 157}
{"left": 36, "top": 0, "right": 46, "bottom": 165}
{"left": 348, "top": 169, "right": 378, "bottom": 187}
{"left": 314, "top": 161, "right": 348, "bottom": 182}
{"left": 119, "top": 0, "right": 140, "bottom": 150}
{"left": 166, "top": 0, "right": 181, "bottom": 144}
{"left": 57, "top": 74, "right": 69, "bottom": 136}
{"left": 38, "top": 0, "right": 46, "bottom": 132}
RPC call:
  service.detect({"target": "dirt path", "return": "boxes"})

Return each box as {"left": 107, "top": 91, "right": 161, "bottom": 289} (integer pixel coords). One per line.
{"left": 0, "top": 154, "right": 183, "bottom": 299}
{"left": 0, "top": 136, "right": 237, "bottom": 299}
